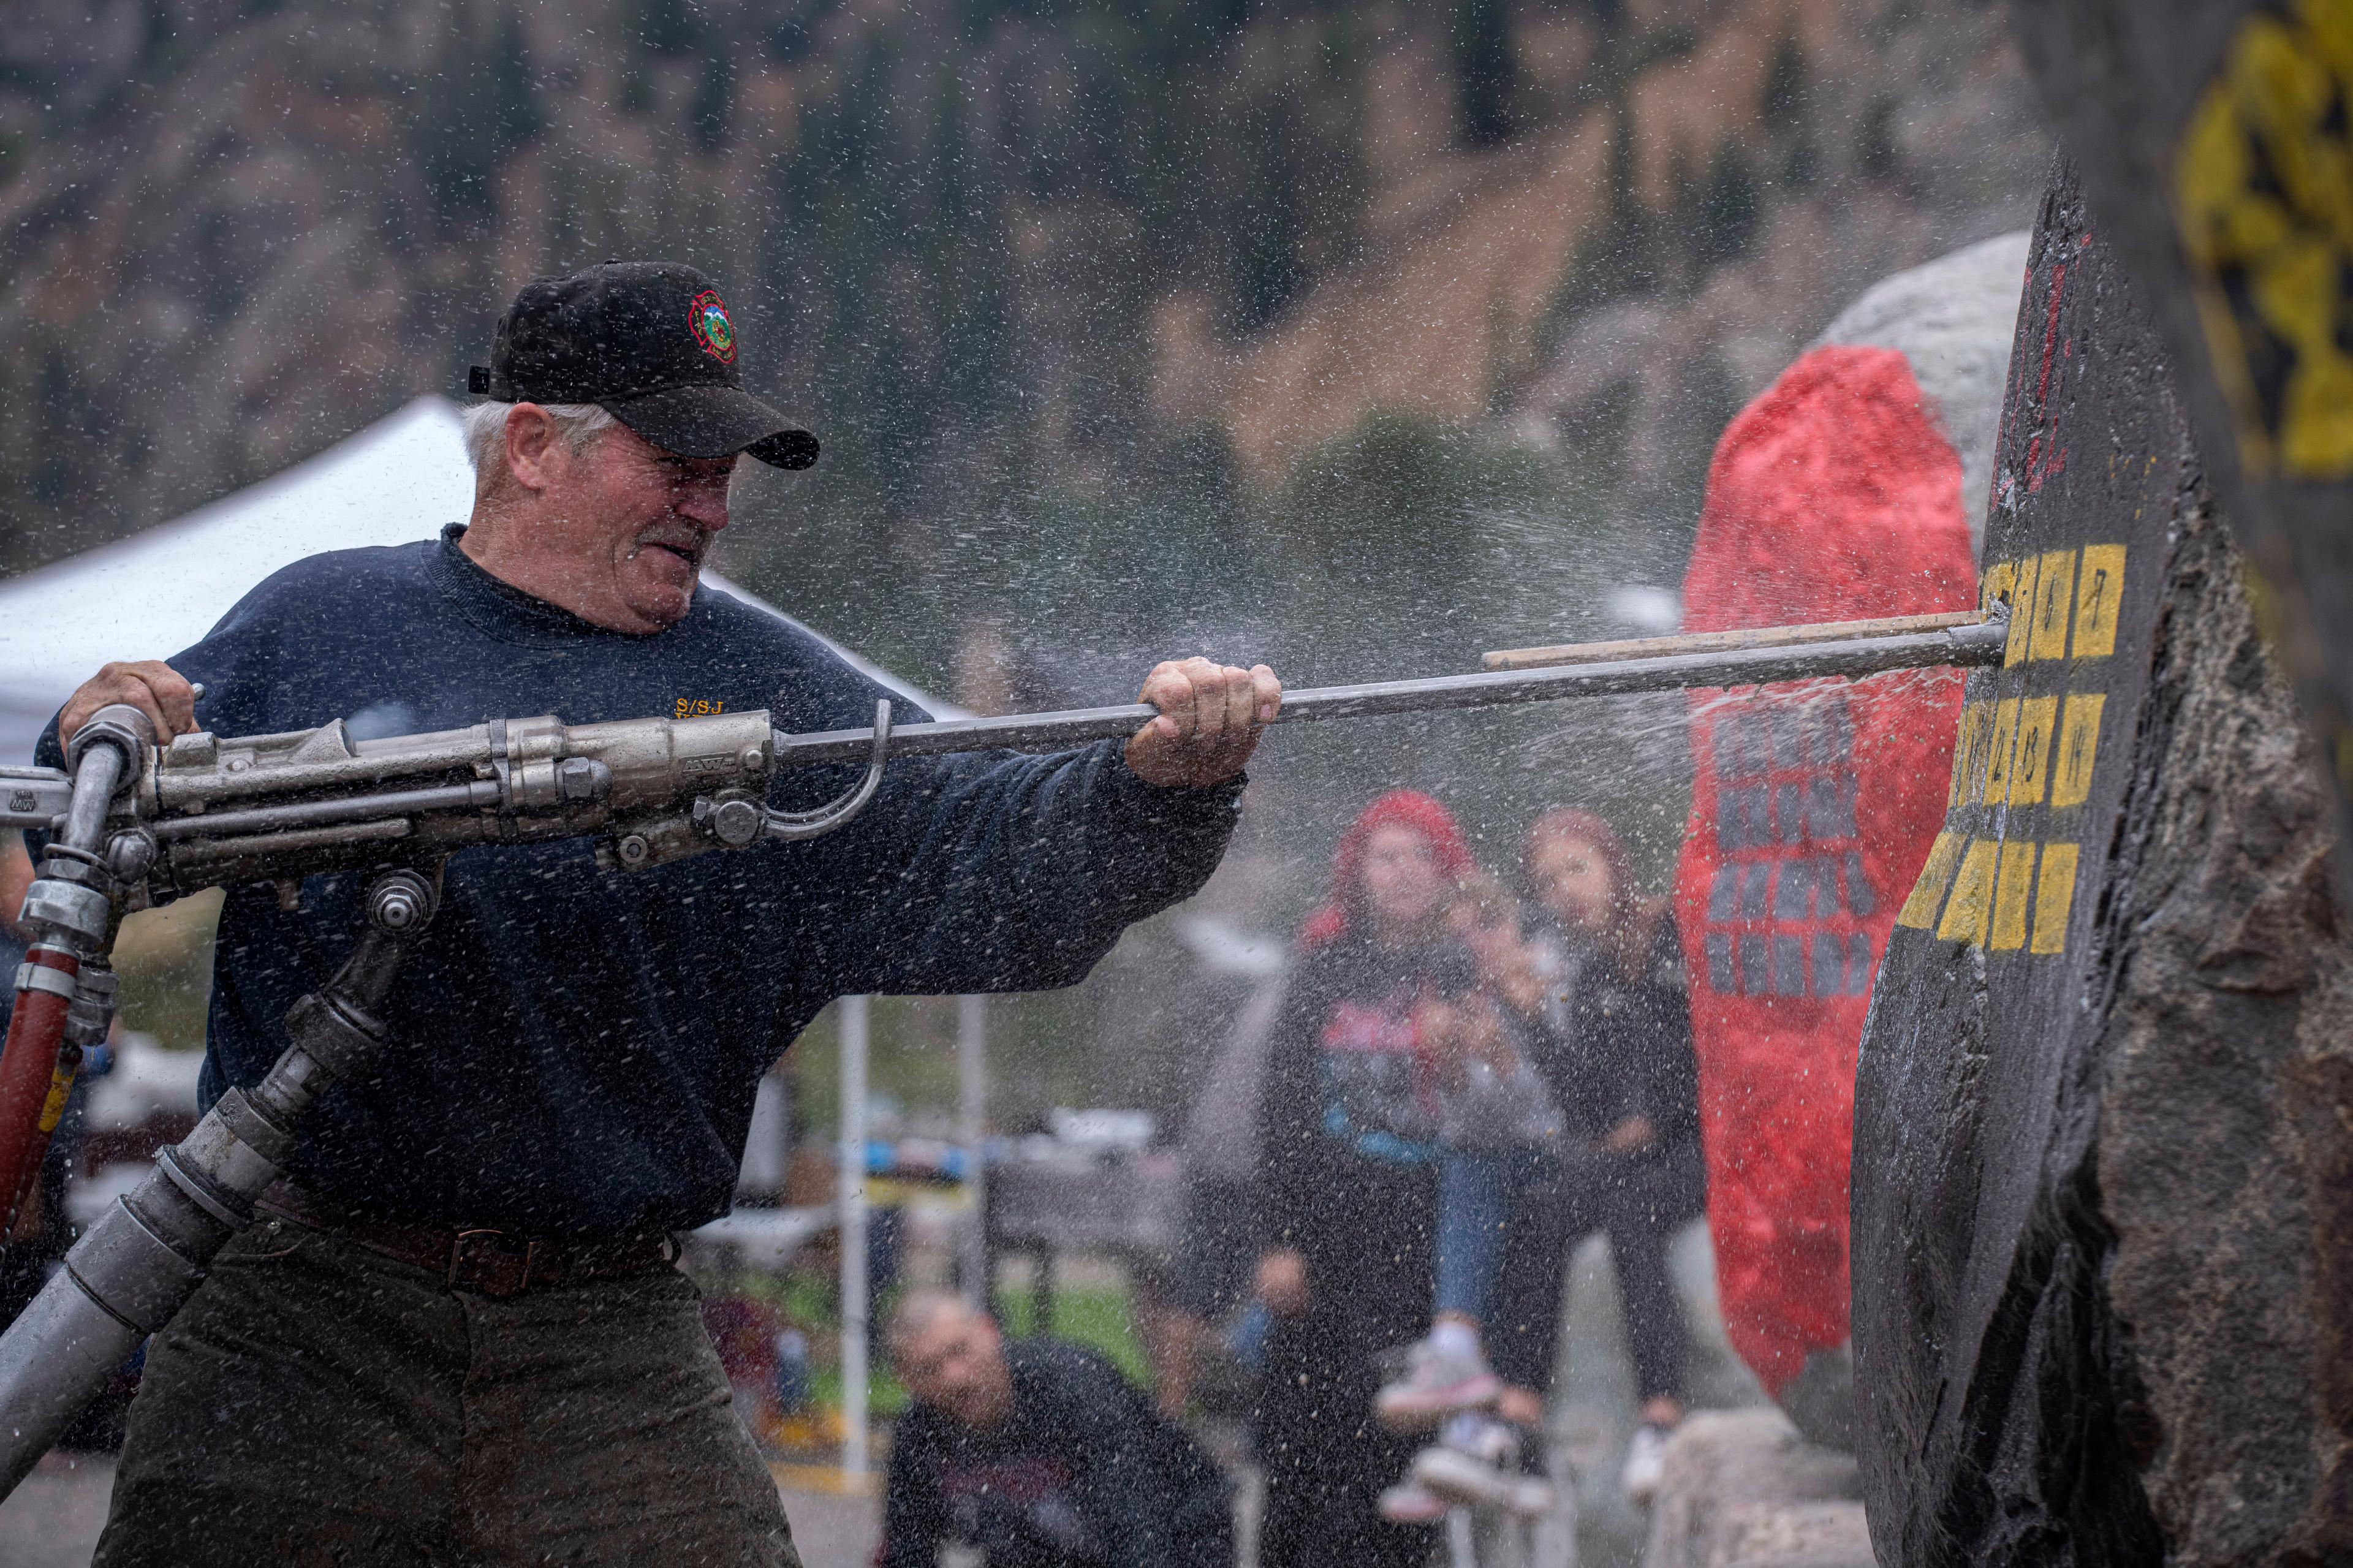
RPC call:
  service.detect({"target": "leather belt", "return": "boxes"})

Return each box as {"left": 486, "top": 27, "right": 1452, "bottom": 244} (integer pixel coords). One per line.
{"left": 257, "top": 1183, "right": 681, "bottom": 1299}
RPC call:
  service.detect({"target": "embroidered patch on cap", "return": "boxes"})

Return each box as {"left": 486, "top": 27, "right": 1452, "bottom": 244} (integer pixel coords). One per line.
{"left": 689, "top": 290, "right": 737, "bottom": 364}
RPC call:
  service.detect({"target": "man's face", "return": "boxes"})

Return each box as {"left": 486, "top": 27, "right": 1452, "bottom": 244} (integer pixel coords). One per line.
{"left": 895, "top": 1307, "right": 1014, "bottom": 1431}
{"left": 534, "top": 417, "right": 737, "bottom": 634}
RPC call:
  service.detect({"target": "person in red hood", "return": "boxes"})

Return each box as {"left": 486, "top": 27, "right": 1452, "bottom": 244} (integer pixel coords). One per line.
{"left": 1251, "top": 790, "right": 1477, "bottom": 1567}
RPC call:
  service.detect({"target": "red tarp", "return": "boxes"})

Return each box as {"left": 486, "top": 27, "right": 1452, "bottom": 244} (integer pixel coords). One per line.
{"left": 1674, "top": 345, "right": 1977, "bottom": 1395}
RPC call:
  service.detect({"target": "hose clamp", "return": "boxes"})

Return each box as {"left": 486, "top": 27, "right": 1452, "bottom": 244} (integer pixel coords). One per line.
{"left": 156, "top": 1146, "right": 254, "bottom": 1230}
{"left": 12, "top": 963, "right": 75, "bottom": 1000}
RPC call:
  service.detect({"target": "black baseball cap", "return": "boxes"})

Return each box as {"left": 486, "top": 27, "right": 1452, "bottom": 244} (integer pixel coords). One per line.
{"left": 469, "top": 261, "right": 819, "bottom": 470}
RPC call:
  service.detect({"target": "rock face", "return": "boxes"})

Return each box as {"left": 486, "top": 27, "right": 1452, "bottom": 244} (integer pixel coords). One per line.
{"left": 1851, "top": 151, "right": 2353, "bottom": 1567}
{"left": 1642, "top": 1409, "right": 1876, "bottom": 1568}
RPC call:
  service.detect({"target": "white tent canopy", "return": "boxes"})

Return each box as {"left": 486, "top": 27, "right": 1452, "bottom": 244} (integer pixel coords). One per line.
{"left": 0, "top": 396, "right": 952, "bottom": 765}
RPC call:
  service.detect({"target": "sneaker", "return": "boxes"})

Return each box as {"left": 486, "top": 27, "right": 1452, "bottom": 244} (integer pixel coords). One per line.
{"left": 1378, "top": 1479, "right": 1450, "bottom": 1524}
{"left": 1374, "top": 1335, "right": 1502, "bottom": 1428}
{"left": 1620, "top": 1423, "right": 1672, "bottom": 1506}
{"left": 1412, "top": 1444, "right": 1556, "bottom": 1518}
{"left": 1440, "top": 1412, "right": 1518, "bottom": 1467}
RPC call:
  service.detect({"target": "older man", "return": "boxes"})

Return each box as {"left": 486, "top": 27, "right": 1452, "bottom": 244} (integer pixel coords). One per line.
{"left": 883, "top": 1291, "right": 1235, "bottom": 1568}
{"left": 47, "top": 262, "right": 1278, "bottom": 1567}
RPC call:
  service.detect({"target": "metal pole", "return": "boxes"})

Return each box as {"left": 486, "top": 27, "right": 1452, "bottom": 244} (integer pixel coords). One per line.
{"left": 769, "top": 618, "right": 2007, "bottom": 770}
{"left": 838, "top": 994, "right": 870, "bottom": 1480}
{"left": 957, "top": 994, "right": 987, "bottom": 1309}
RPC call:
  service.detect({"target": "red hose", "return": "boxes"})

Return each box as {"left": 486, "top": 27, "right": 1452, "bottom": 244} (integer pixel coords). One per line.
{"left": 0, "top": 949, "right": 77, "bottom": 1236}
{"left": 4, "top": 1045, "right": 80, "bottom": 1238}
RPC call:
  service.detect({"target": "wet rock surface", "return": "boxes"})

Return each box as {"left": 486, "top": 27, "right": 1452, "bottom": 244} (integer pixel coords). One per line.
{"left": 1851, "top": 151, "right": 2353, "bottom": 1567}
{"left": 1640, "top": 1409, "right": 1874, "bottom": 1568}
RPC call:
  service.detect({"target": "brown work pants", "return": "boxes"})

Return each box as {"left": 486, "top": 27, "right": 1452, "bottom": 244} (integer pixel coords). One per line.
{"left": 93, "top": 1214, "right": 801, "bottom": 1567}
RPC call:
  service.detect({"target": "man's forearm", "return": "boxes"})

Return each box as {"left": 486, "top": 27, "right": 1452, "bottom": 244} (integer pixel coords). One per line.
{"left": 811, "top": 741, "right": 1240, "bottom": 997}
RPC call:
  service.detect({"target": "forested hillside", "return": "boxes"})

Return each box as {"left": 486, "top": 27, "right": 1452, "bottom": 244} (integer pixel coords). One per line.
{"left": 3, "top": 2, "right": 2038, "bottom": 629}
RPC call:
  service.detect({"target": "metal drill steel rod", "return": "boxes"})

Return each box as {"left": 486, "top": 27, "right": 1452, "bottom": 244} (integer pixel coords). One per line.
{"left": 770, "top": 617, "right": 2007, "bottom": 770}
{"left": 0, "top": 869, "right": 438, "bottom": 1499}
{"left": 1477, "top": 607, "right": 1990, "bottom": 672}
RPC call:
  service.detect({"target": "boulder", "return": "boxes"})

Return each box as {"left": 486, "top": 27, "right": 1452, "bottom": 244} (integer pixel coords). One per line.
{"left": 1675, "top": 273, "right": 1996, "bottom": 1426}
{"left": 1816, "top": 230, "right": 2033, "bottom": 562}
{"left": 2012, "top": 0, "right": 2353, "bottom": 903}
{"left": 1850, "top": 150, "right": 2353, "bottom": 1567}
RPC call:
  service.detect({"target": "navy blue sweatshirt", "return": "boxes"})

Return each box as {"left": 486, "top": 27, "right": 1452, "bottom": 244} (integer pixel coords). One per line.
{"left": 40, "top": 527, "right": 1241, "bottom": 1238}
{"left": 882, "top": 1340, "right": 1233, "bottom": 1568}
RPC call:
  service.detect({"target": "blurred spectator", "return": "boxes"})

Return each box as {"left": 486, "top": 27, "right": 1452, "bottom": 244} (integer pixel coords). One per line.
{"left": 1368, "top": 868, "right": 1569, "bottom": 1521}
{"left": 1371, "top": 871, "right": 1559, "bottom": 1418}
{"left": 1144, "top": 971, "right": 1287, "bottom": 1418}
{"left": 701, "top": 1282, "right": 789, "bottom": 1440}
{"left": 1487, "top": 808, "right": 1707, "bottom": 1503}
{"left": 1251, "top": 790, "right": 1474, "bottom": 1567}
{"left": 881, "top": 1290, "right": 1233, "bottom": 1568}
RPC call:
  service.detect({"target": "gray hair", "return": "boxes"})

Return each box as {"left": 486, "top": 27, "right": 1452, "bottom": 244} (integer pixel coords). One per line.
{"left": 461, "top": 400, "right": 618, "bottom": 477}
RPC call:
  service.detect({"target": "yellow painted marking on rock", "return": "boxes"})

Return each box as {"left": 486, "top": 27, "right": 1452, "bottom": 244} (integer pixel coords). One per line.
{"left": 1988, "top": 840, "right": 2039, "bottom": 951}
{"left": 1981, "top": 559, "right": 2018, "bottom": 619}
{"left": 2071, "top": 545, "right": 2126, "bottom": 658}
{"left": 2052, "top": 694, "right": 2106, "bottom": 808}
{"left": 2009, "top": 697, "right": 2058, "bottom": 805}
{"left": 1938, "top": 838, "right": 1998, "bottom": 945}
{"left": 2030, "top": 549, "right": 2077, "bottom": 661}
{"left": 1984, "top": 699, "right": 2023, "bottom": 805}
{"left": 1949, "top": 702, "right": 1988, "bottom": 806}
{"left": 2004, "top": 556, "right": 2040, "bottom": 666}
{"left": 1899, "top": 831, "right": 1965, "bottom": 929}
{"left": 2030, "top": 841, "right": 2080, "bottom": 955}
